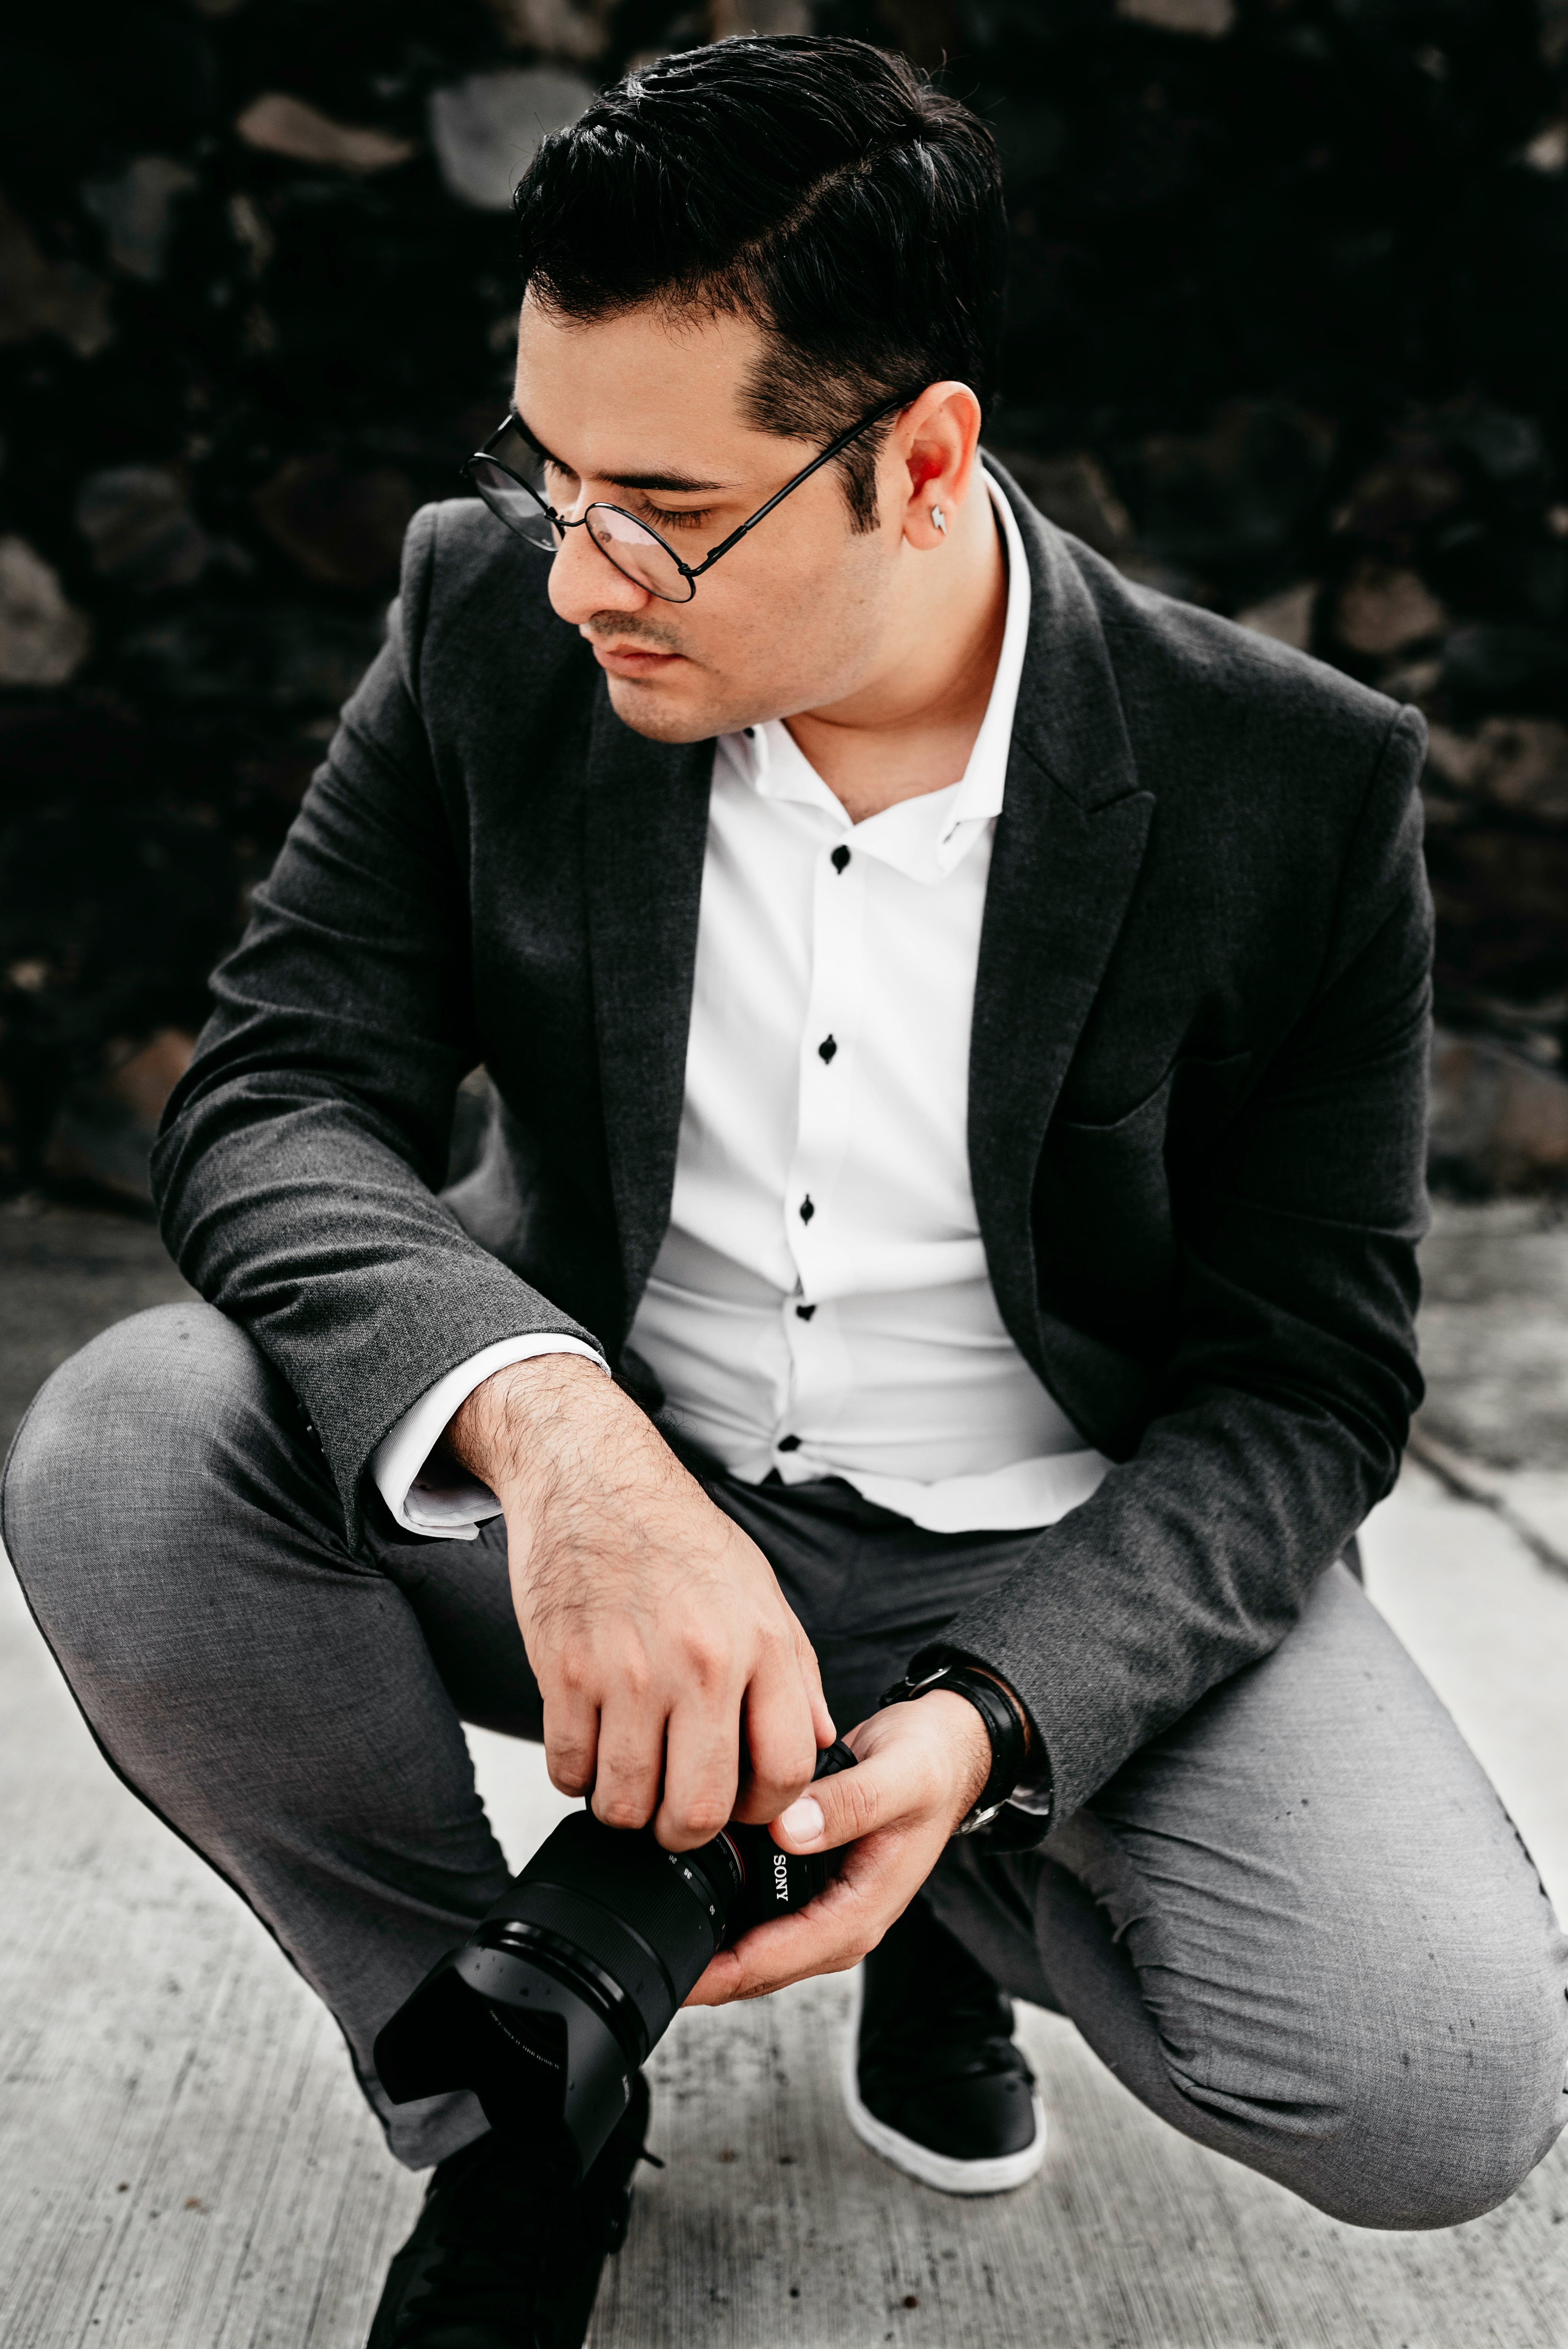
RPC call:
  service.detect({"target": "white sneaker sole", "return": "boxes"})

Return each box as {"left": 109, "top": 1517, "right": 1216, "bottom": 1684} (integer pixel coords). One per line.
{"left": 840, "top": 1970, "right": 1047, "bottom": 2197}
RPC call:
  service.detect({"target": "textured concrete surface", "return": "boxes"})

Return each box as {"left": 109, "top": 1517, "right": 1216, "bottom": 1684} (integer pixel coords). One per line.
{"left": 3, "top": 1200, "right": 1568, "bottom": 2346}
{"left": 0, "top": 1198, "right": 191, "bottom": 1459}
{"left": 1417, "top": 1198, "right": 1568, "bottom": 1471}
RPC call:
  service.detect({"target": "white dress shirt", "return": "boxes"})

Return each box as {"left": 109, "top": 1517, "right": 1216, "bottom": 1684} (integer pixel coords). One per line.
{"left": 373, "top": 472, "right": 1111, "bottom": 1543}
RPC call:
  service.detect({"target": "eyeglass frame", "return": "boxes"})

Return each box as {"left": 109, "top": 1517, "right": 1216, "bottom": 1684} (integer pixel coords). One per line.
{"left": 462, "top": 389, "right": 916, "bottom": 603}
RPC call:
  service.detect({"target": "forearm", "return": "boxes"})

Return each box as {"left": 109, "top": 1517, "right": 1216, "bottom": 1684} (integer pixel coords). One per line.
{"left": 936, "top": 1376, "right": 1395, "bottom": 1823}
{"left": 445, "top": 1351, "right": 693, "bottom": 1557}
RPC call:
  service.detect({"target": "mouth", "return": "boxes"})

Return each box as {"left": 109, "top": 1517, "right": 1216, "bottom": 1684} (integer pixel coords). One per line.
{"left": 589, "top": 639, "right": 685, "bottom": 679}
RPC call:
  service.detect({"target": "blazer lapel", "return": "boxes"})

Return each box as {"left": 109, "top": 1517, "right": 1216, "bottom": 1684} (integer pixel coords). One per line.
{"left": 969, "top": 470, "right": 1155, "bottom": 1371}
{"left": 583, "top": 682, "right": 714, "bottom": 1336}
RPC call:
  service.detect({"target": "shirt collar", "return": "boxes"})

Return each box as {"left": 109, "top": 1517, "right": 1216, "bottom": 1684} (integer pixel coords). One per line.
{"left": 717, "top": 465, "right": 1031, "bottom": 883}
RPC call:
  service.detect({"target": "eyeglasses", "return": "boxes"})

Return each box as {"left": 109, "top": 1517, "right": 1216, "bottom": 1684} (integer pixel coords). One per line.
{"left": 462, "top": 391, "right": 912, "bottom": 604}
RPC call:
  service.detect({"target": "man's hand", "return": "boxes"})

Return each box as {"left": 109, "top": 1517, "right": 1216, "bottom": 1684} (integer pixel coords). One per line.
{"left": 683, "top": 1689, "right": 992, "bottom": 2007}
{"left": 447, "top": 1355, "right": 834, "bottom": 1850}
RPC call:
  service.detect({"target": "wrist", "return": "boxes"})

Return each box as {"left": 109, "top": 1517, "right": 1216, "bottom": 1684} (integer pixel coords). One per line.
{"left": 445, "top": 1352, "right": 608, "bottom": 1505}
{"left": 878, "top": 1658, "right": 1040, "bottom": 1832}
{"left": 919, "top": 1689, "right": 994, "bottom": 1823}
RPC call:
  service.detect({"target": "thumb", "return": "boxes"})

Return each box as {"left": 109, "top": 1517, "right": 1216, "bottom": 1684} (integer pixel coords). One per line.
{"left": 772, "top": 1746, "right": 897, "bottom": 1856}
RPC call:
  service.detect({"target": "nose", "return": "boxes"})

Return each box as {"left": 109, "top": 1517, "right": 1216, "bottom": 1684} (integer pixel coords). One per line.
{"left": 547, "top": 518, "right": 652, "bottom": 628}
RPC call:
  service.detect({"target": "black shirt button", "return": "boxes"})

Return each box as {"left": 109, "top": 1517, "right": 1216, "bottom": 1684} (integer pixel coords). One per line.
{"left": 818, "top": 1035, "right": 837, "bottom": 1064}
{"left": 831, "top": 845, "right": 851, "bottom": 873}
{"left": 777, "top": 1434, "right": 801, "bottom": 1452}
{"left": 799, "top": 1195, "right": 815, "bottom": 1223}
{"left": 795, "top": 1303, "right": 816, "bottom": 1321}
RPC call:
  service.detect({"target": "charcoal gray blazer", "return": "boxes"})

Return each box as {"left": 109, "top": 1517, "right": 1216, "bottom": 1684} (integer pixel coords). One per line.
{"left": 152, "top": 464, "right": 1432, "bottom": 1824}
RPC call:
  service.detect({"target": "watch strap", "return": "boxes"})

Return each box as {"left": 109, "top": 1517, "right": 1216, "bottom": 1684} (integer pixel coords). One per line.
{"left": 877, "top": 1660, "right": 1033, "bottom": 1830}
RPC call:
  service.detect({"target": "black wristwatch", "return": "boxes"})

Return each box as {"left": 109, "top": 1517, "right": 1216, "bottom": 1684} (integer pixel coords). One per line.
{"left": 877, "top": 1658, "right": 1039, "bottom": 1834}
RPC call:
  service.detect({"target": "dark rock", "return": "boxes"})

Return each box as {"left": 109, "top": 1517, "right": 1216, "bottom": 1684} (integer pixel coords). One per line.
{"left": 81, "top": 157, "right": 198, "bottom": 282}
{"left": 428, "top": 68, "right": 593, "bottom": 210}
{"left": 0, "top": 195, "right": 113, "bottom": 359}
{"left": 235, "top": 93, "right": 417, "bottom": 174}
{"left": 1329, "top": 439, "right": 1465, "bottom": 552}
{"left": 252, "top": 456, "right": 416, "bottom": 592}
{"left": 1234, "top": 582, "right": 1317, "bottom": 652}
{"left": 75, "top": 466, "right": 209, "bottom": 593}
{"left": 1115, "top": 0, "right": 1234, "bottom": 31}
{"left": 485, "top": 0, "right": 615, "bottom": 56}
{"left": 1426, "top": 828, "right": 1568, "bottom": 1011}
{"left": 984, "top": 449, "right": 1133, "bottom": 560}
{"left": 1120, "top": 402, "right": 1336, "bottom": 594}
{"left": 1429, "top": 1027, "right": 1568, "bottom": 1196}
{"left": 1542, "top": 1, "right": 1568, "bottom": 66}
{"left": 0, "top": 539, "right": 93, "bottom": 686}
{"left": 41, "top": 1028, "right": 195, "bottom": 1206}
{"left": 115, "top": 603, "right": 384, "bottom": 713}
{"left": 1330, "top": 561, "right": 1450, "bottom": 659}
{"left": 1436, "top": 625, "right": 1568, "bottom": 725}
{"left": 1424, "top": 717, "right": 1568, "bottom": 823}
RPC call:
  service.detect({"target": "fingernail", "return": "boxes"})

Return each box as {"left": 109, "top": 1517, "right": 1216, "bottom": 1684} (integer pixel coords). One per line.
{"left": 779, "top": 1796, "right": 823, "bottom": 1844}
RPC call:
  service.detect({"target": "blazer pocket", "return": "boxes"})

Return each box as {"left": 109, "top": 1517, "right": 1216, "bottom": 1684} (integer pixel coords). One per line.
{"left": 1052, "top": 1047, "right": 1255, "bottom": 1147}
{"left": 1039, "top": 1051, "right": 1255, "bottom": 1330}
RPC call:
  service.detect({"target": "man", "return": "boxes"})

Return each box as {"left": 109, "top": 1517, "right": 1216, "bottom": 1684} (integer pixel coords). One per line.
{"left": 5, "top": 34, "right": 1566, "bottom": 2349}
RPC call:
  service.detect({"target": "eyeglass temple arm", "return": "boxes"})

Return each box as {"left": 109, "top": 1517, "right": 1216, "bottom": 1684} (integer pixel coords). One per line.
{"left": 678, "top": 392, "right": 914, "bottom": 582}
{"left": 467, "top": 392, "right": 912, "bottom": 574}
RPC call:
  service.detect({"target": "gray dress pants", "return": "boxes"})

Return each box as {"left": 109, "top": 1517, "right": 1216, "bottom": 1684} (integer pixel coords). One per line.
{"left": 5, "top": 1301, "right": 1566, "bottom": 2230}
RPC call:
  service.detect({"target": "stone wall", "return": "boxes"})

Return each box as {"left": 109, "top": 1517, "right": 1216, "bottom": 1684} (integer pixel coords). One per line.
{"left": 3, "top": 0, "right": 1567, "bottom": 1199}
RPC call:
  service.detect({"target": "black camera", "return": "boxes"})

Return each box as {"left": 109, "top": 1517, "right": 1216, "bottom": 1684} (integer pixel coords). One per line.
{"left": 374, "top": 1739, "right": 859, "bottom": 2184}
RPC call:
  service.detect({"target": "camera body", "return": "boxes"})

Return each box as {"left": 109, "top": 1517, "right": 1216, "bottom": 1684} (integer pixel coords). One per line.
{"left": 374, "top": 1740, "right": 858, "bottom": 2185}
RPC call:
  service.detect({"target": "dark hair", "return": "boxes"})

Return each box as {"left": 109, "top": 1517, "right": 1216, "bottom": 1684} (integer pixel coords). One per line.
{"left": 511, "top": 36, "right": 1007, "bottom": 530}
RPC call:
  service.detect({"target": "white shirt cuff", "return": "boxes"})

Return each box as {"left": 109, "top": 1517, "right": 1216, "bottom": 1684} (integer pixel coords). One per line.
{"left": 371, "top": 1335, "right": 609, "bottom": 1540}
{"left": 1006, "top": 1773, "right": 1054, "bottom": 1817}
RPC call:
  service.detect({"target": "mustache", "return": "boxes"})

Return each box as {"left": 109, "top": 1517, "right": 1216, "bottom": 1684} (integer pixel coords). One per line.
{"left": 583, "top": 613, "right": 687, "bottom": 655}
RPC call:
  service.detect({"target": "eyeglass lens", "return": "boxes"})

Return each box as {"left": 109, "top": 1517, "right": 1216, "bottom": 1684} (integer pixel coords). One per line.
{"left": 467, "top": 453, "right": 693, "bottom": 603}
{"left": 583, "top": 506, "right": 690, "bottom": 602}
{"left": 467, "top": 456, "right": 558, "bottom": 553}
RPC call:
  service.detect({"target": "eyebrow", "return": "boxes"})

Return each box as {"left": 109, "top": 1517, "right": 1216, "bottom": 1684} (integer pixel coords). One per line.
{"left": 513, "top": 410, "right": 735, "bottom": 496}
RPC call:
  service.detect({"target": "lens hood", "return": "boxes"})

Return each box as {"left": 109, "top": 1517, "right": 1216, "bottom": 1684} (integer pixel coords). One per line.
{"left": 373, "top": 1740, "right": 859, "bottom": 2179}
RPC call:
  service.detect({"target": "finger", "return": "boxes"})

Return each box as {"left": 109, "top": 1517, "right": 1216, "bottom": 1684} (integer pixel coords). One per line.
{"left": 541, "top": 1687, "right": 599, "bottom": 1798}
{"left": 795, "top": 1630, "right": 837, "bottom": 1754}
{"left": 729, "top": 1661, "right": 820, "bottom": 1827}
{"left": 684, "top": 1833, "right": 907, "bottom": 2005}
{"left": 771, "top": 1735, "right": 939, "bottom": 1854}
{"left": 589, "top": 1692, "right": 666, "bottom": 1832}
{"left": 654, "top": 1696, "right": 741, "bottom": 1851}
{"left": 685, "top": 1885, "right": 867, "bottom": 2006}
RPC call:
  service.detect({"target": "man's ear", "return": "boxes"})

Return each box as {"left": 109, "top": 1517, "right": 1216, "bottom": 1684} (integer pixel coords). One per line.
{"left": 894, "top": 381, "right": 984, "bottom": 551}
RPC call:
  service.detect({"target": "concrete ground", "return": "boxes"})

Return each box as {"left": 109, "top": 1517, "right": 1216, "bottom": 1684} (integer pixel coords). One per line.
{"left": 2, "top": 1194, "right": 1567, "bottom": 2347}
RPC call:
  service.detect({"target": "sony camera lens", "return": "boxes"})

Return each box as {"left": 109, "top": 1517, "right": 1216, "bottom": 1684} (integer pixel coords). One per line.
{"left": 374, "top": 1739, "right": 858, "bottom": 2184}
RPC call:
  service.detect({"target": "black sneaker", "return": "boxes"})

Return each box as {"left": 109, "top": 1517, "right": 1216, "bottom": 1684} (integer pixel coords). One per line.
{"left": 842, "top": 1900, "right": 1045, "bottom": 2196}
{"left": 366, "top": 2074, "right": 653, "bottom": 2348}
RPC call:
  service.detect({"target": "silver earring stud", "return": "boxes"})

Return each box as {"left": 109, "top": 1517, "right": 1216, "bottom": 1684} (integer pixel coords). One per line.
{"left": 931, "top": 505, "right": 946, "bottom": 534}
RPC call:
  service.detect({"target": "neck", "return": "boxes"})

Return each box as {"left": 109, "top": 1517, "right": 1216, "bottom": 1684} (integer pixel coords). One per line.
{"left": 784, "top": 483, "right": 1009, "bottom": 826}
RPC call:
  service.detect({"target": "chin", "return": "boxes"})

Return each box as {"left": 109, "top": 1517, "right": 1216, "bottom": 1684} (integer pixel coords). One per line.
{"left": 604, "top": 673, "right": 728, "bottom": 746}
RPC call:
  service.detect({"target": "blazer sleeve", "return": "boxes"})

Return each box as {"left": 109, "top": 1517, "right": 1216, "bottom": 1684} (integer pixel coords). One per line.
{"left": 149, "top": 506, "right": 604, "bottom": 1540}
{"left": 933, "top": 703, "right": 1433, "bottom": 1826}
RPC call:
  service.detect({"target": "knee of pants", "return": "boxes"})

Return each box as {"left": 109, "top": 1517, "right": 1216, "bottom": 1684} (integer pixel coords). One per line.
{"left": 1302, "top": 2022, "right": 1565, "bottom": 2232}
{"left": 2, "top": 1300, "right": 320, "bottom": 1681}
{"left": 1203, "top": 1933, "right": 1568, "bottom": 2232}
